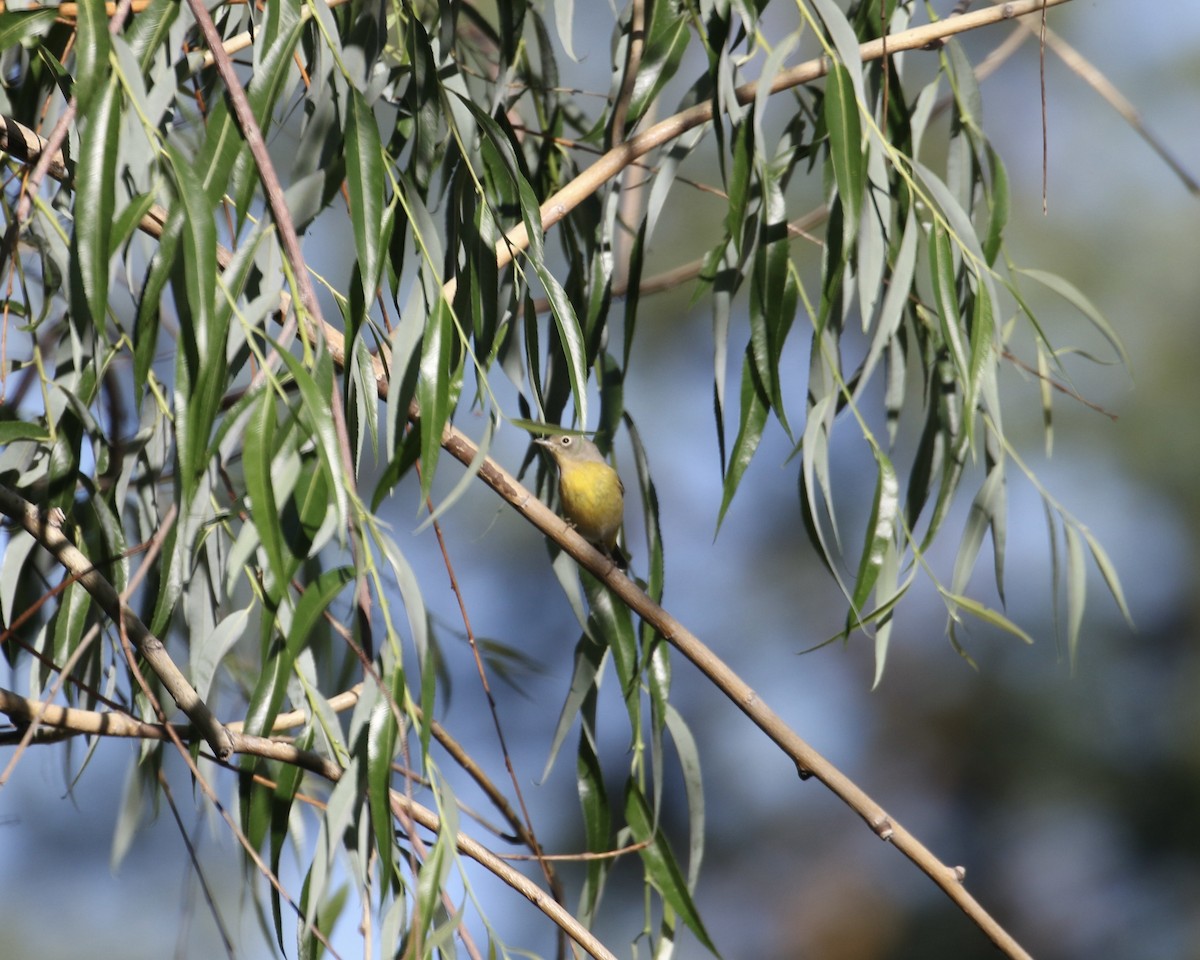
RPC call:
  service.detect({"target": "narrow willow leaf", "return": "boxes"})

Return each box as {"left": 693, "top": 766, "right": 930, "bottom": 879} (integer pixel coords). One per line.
{"left": 0, "top": 422, "right": 49, "bottom": 443}
{"left": 723, "top": 124, "right": 754, "bottom": 258}
{"left": 245, "top": 389, "right": 289, "bottom": 600}
{"left": 967, "top": 281, "right": 996, "bottom": 426}
{"left": 848, "top": 448, "right": 899, "bottom": 630}
{"left": 624, "top": 0, "right": 691, "bottom": 126}
{"left": 982, "top": 143, "right": 1010, "bottom": 264}
{"left": 627, "top": 413, "right": 664, "bottom": 599}
{"left": 552, "top": 0, "right": 578, "bottom": 61}
{"left": 69, "top": 79, "right": 120, "bottom": 335}
{"left": 345, "top": 87, "right": 388, "bottom": 308}
{"left": 951, "top": 463, "right": 1006, "bottom": 600}
{"left": 1064, "top": 523, "right": 1086, "bottom": 668}
{"left": 534, "top": 261, "right": 589, "bottom": 431}
{"left": 664, "top": 704, "right": 705, "bottom": 890}
{"left": 415, "top": 781, "right": 457, "bottom": 943}
{"left": 50, "top": 580, "right": 90, "bottom": 673}
{"left": 543, "top": 630, "right": 607, "bottom": 782}
{"left": 367, "top": 675, "right": 401, "bottom": 889}
{"left": 377, "top": 530, "right": 430, "bottom": 663}
{"left": 584, "top": 575, "right": 640, "bottom": 734}
{"left": 72, "top": 0, "right": 110, "bottom": 115}
{"left": 124, "top": 0, "right": 179, "bottom": 71}
{"left": 109, "top": 191, "right": 157, "bottom": 258}
{"left": 88, "top": 493, "right": 128, "bottom": 594}
{"left": 946, "top": 591, "right": 1035, "bottom": 645}
{"left": 0, "top": 9, "right": 57, "bottom": 48}
{"left": 192, "top": 605, "right": 252, "bottom": 702}
{"left": 913, "top": 159, "right": 1000, "bottom": 312}
{"left": 716, "top": 351, "right": 769, "bottom": 533}
{"left": 800, "top": 392, "right": 847, "bottom": 587}
{"left": 274, "top": 347, "right": 348, "bottom": 528}
{"left": 417, "top": 297, "right": 453, "bottom": 503}
{"left": 1017, "top": 268, "right": 1130, "bottom": 367}
{"left": 415, "top": 410, "right": 496, "bottom": 532}
{"left": 244, "top": 566, "right": 354, "bottom": 736}
{"left": 1081, "top": 526, "right": 1133, "bottom": 626}
{"left": 855, "top": 207, "right": 918, "bottom": 405}
{"left": 625, "top": 783, "right": 717, "bottom": 954}
{"left": 928, "top": 225, "right": 969, "bottom": 385}
{"left": 0, "top": 530, "right": 37, "bottom": 627}
{"left": 1037, "top": 343, "right": 1055, "bottom": 457}
{"left": 871, "top": 543, "right": 903, "bottom": 689}
{"left": 856, "top": 169, "right": 887, "bottom": 330}
{"left": 576, "top": 702, "right": 611, "bottom": 925}
{"left": 825, "top": 63, "right": 864, "bottom": 230}
{"left": 164, "top": 143, "right": 222, "bottom": 499}
{"left": 711, "top": 245, "right": 734, "bottom": 473}
{"left": 811, "top": 0, "right": 866, "bottom": 88}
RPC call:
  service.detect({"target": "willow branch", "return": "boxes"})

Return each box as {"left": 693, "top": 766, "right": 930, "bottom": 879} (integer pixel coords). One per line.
{"left": 0, "top": 485, "right": 234, "bottom": 760}
{"left": 0, "top": 686, "right": 616, "bottom": 960}
{"left": 479, "top": 0, "right": 1073, "bottom": 282}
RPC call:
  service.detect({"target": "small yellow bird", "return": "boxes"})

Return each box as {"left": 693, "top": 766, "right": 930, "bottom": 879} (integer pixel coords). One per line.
{"left": 535, "top": 434, "right": 627, "bottom": 568}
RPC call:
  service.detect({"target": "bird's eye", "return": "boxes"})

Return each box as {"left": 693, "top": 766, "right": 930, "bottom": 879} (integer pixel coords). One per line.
{"left": 559, "top": 436, "right": 572, "bottom": 447}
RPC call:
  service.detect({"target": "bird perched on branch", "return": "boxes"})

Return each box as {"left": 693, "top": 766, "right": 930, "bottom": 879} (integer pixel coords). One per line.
{"left": 535, "top": 434, "right": 627, "bottom": 569}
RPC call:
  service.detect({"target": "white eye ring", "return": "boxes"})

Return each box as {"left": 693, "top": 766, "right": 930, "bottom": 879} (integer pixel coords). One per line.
{"left": 559, "top": 436, "right": 573, "bottom": 447}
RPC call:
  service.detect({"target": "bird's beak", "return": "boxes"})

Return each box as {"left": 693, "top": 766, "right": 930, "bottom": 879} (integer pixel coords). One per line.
{"left": 533, "top": 437, "right": 552, "bottom": 449}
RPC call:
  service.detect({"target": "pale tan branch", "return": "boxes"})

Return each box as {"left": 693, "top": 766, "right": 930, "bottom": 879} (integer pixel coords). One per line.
{"left": 0, "top": 486, "right": 233, "bottom": 760}
{"left": 477, "top": 0, "right": 1074, "bottom": 287}
{"left": 0, "top": 685, "right": 615, "bottom": 960}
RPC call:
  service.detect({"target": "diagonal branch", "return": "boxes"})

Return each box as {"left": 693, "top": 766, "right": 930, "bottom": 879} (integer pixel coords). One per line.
{"left": 477, "top": 0, "right": 1072, "bottom": 283}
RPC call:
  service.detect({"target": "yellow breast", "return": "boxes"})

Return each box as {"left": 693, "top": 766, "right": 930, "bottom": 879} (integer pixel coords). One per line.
{"left": 557, "top": 460, "right": 624, "bottom": 548}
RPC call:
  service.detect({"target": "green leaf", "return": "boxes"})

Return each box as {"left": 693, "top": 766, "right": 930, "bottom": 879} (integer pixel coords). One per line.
{"left": 967, "top": 280, "right": 996, "bottom": 424}
{"left": 847, "top": 448, "right": 899, "bottom": 631}
{"left": 583, "top": 576, "right": 640, "bottom": 732}
{"left": 854, "top": 207, "right": 919, "bottom": 405}
{"left": 244, "top": 566, "right": 354, "bottom": 736}
{"left": 1081, "top": 525, "right": 1133, "bottom": 627}
{"left": 72, "top": 0, "right": 110, "bottom": 115}
{"left": 163, "top": 144, "right": 222, "bottom": 502}
{"left": 664, "top": 704, "right": 706, "bottom": 890}
{"left": 367, "top": 668, "right": 402, "bottom": 891}
{"left": 982, "top": 144, "right": 1010, "bottom": 264}
{"left": 0, "top": 421, "right": 49, "bottom": 443}
{"left": 624, "top": 1, "right": 691, "bottom": 126}
{"left": 824, "top": 63, "right": 864, "bottom": 230}
{"left": 945, "top": 591, "right": 1034, "bottom": 646}
{"left": 928, "top": 224, "right": 969, "bottom": 387}
{"left": 543, "top": 628, "right": 607, "bottom": 783}
{"left": 625, "top": 782, "right": 717, "bottom": 954}
{"left": 416, "top": 296, "right": 454, "bottom": 503}
{"left": 1017, "top": 268, "right": 1130, "bottom": 367}
{"left": 576, "top": 708, "right": 611, "bottom": 926}
{"left": 244, "top": 389, "right": 289, "bottom": 601}
{"left": 192, "top": 605, "right": 252, "bottom": 702}
{"left": 533, "top": 261, "right": 589, "bottom": 433}
{"left": 51, "top": 580, "right": 91, "bottom": 675}
{"left": 951, "top": 461, "right": 1006, "bottom": 603}
{"left": 1064, "top": 523, "right": 1086, "bottom": 669}
{"left": 274, "top": 346, "right": 348, "bottom": 529}
{"left": 69, "top": 78, "right": 120, "bottom": 334}
{"left": 716, "top": 351, "right": 769, "bottom": 533}
{"left": 345, "top": 87, "right": 388, "bottom": 310}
